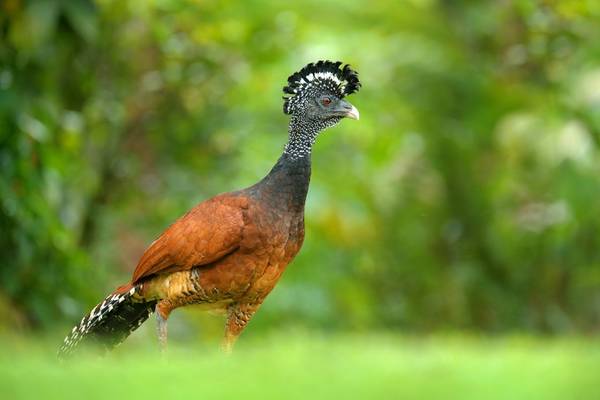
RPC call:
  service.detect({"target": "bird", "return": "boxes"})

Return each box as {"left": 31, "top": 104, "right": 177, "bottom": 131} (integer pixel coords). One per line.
{"left": 58, "top": 60, "right": 361, "bottom": 358}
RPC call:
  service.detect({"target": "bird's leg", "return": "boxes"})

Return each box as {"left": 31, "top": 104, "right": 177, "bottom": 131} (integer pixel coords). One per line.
{"left": 222, "top": 303, "right": 258, "bottom": 354}
{"left": 157, "top": 313, "right": 168, "bottom": 353}
{"left": 155, "top": 303, "right": 171, "bottom": 355}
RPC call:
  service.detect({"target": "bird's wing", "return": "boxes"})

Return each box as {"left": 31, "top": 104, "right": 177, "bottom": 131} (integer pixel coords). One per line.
{"left": 131, "top": 194, "right": 248, "bottom": 284}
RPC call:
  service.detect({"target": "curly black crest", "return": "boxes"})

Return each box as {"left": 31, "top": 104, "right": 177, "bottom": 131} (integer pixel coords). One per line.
{"left": 283, "top": 60, "right": 361, "bottom": 115}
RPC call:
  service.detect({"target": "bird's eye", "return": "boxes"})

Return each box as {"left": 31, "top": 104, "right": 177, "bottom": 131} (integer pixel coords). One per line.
{"left": 321, "top": 97, "right": 332, "bottom": 106}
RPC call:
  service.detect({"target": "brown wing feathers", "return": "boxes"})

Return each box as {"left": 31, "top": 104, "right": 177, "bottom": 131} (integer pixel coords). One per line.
{"left": 132, "top": 194, "right": 247, "bottom": 283}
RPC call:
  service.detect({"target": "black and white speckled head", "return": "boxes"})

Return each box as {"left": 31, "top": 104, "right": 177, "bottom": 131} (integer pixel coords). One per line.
{"left": 283, "top": 60, "right": 361, "bottom": 158}
{"left": 283, "top": 60, "right": 360, "bottom": 119}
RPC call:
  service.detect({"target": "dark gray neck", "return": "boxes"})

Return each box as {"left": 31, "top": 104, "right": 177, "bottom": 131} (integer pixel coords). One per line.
{"left": 250, "top": 118, "right": 322, "bottom": 212}
{"left": 250, "top": 116, "right": 341, "bottom": 211}
{"left": 254, "top": 152, "right": 311, "bottom": 212}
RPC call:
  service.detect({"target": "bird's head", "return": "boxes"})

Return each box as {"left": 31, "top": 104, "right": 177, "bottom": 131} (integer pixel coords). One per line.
{"left": 283, "top": 60, "right": 361, "bottom": 132}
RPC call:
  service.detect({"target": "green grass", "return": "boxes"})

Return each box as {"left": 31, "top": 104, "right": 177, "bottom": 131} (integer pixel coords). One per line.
{"left": 1, "top": 334, "right": 599, "bottom": 399}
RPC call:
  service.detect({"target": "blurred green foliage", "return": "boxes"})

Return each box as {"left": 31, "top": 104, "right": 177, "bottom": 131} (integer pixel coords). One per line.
{"left": 1, "top": 0, "right": 600, "bottom": 338}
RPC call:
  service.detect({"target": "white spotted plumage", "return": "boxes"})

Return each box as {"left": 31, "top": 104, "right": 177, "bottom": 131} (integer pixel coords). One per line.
{"left": 306, "top": 71, "right": 342, "bottom": 85}
{"left": 58, "top": 285, "right": 151, "bottom": 358}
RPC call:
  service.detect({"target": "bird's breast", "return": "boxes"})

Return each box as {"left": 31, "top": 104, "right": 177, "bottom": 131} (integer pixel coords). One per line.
{"left": 228, "top": 201, "right": 306, "bottom": 300}
{"left": 146, "top": 199, "right": 306, "bottom": 309}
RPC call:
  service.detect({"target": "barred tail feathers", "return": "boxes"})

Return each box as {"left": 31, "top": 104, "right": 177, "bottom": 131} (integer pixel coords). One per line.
{"left": 58, "top": 284, "right": 156, "bottom": 358}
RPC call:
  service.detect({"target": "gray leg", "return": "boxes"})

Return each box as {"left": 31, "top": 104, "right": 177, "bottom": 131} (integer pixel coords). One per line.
{"left": 156, "top": 305, "right": 168, "bottom": 354}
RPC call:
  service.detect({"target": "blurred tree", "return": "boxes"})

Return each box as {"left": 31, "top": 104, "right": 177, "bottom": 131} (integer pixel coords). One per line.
{"left": 1, "top": 0, "right": 600, "bottom": 336}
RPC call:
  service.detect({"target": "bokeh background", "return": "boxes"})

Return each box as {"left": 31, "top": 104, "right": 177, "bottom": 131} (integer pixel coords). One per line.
{"left": 2, "top": 0, "right": 600, "bottom": 348}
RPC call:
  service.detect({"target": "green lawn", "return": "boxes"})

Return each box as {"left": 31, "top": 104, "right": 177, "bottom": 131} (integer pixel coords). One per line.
{"left": 1, "top": 334, "right": 599, "bottom": 399}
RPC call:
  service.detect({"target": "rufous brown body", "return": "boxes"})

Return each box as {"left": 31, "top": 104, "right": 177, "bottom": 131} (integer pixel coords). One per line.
{"left": 58, "top": 60, "right": 360, "bottom": 357}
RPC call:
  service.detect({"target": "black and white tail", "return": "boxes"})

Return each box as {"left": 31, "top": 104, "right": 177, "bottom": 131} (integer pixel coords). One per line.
{"left": 58, "top": 285, "right": 156, "bottom": 359}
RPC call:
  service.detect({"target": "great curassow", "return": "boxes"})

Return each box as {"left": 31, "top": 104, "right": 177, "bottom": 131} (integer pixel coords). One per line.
{"left": 58, "top": 60, "right": 361, "bottom": 358}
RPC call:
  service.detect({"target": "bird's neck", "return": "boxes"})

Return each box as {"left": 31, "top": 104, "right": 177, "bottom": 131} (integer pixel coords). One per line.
{"left": 254, "top": 118, "right": 316, "bottom": 212}
{"left": 261, "top": 153, "right": 311, "bottom": 211}
{"left": 283, "top": 115, "right": 320, "bottom": 159}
